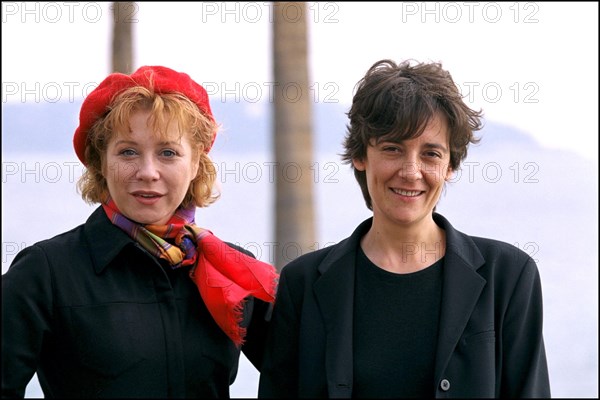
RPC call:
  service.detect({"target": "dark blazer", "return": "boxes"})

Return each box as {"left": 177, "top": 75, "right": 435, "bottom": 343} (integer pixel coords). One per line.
{"left": 2, "top": 206, "right": 271, "bottom": 399}
{"left": 258, "top": 213, "right": 550, "bottom": 398}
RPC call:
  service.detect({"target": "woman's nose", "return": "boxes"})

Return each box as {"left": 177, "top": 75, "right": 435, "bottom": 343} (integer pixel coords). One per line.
{"left": 135, "top": 156, "right": 160, "bottom": 181}
{"left": 399, "top": 158, "right": 423, "bottom": 181}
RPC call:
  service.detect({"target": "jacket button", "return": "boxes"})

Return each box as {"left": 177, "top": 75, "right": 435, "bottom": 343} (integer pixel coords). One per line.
{"left": 440, "top": 379, "right": 451, "bottom": 391}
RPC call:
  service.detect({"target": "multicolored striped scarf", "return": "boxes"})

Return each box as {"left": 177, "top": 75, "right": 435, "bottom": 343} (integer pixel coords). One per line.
{"left": 102, "top": 198, "right": 278, "bottom": 347}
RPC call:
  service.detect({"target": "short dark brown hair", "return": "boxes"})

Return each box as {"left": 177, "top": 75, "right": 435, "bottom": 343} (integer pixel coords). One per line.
{"left": 341, "top": 59, "right": 483, "bottom": 210}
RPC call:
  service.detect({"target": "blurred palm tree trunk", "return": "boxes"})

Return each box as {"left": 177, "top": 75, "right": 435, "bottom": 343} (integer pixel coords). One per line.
{"left": 272, "top": 2, "right": 315, "bottom": 270}
{"left": 111, "top": 2, "right": 135, "bottom": 74}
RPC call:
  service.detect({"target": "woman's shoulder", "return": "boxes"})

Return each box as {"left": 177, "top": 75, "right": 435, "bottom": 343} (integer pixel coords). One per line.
{"left": 4, "top": 223, "right": 88, "bottom": 280}
{"left": 279, "top": 238, "right": 350, "bottom": 281}
{"left": 24, "top": 222, "right": 87, "bottom": 256}
{"left": 436, "top": 213, "right": 536, "bottom": 268}
{"left": 30, "top": 207, "right": 110, "bottom": 252}
{"left": 280, "top": 218, "right": 371, "bottom": 277}
{"left": 7, "top": 207, "right": 128, "bottom": 271}
{"left": 469, "top": 235, "right": 534, "bottom": 264}
{"left": 287, "top": 243, "right": 338, "bottom": 267}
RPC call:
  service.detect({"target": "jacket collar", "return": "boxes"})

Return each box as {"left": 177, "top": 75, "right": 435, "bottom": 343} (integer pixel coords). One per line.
{"left": 433, "top": 212, "right": 485, "bottom": 271}
{"left": 82, "top": 206, "right": 138, "bottom": 274}
{"left": 317, "top": 217, "right": 372, "bottom": 275}
{"left": 313, "top": 213, "right": 486, "bottom": 397}
{"left": 316, "top": 213, "right": 485, "bottom": 274}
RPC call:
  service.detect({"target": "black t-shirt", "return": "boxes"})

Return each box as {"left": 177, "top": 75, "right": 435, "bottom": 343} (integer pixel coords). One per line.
{"left": 352, "top": 246, "right": 443, "bottom": 398}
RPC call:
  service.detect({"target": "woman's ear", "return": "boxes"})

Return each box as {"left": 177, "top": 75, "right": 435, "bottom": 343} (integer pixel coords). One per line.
{"left": 191, "top": 153, "right": 201, "bottom": 182}
{"left": 353, "top": 157, "right": 366, "bottom": 171}
{"left": 444, "top": 166, "right": 455, "bottom": 182}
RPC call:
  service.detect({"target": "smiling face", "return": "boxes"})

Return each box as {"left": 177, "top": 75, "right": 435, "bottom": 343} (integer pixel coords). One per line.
{"left": 103, "top": 110, "right": 199, "bottom": 225}
{"left": 352, "top": 113, "right": 453, "bottom": 229}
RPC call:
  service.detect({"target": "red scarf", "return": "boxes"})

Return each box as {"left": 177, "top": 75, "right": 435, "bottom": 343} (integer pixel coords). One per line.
{"left": 102, "top": 199, "right": 278, "bottom": 347}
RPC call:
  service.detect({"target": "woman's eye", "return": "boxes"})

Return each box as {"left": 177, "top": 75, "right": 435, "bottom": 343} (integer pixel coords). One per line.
{"left": 119, "top": 149, "right": 136, "bottom": 156}
{"left": 161, "top": 149, "right": 177, "bottom": 157}
{"left": 425, "top": 151, "right": 441, "bottom": 158}
{"left": 383, "top": 146, "right": 400, "bottom": 153}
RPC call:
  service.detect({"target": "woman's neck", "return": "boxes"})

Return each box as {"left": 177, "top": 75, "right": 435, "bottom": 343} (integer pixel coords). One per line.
{"left": 360, "top": 215, "right": 446, "bottom": 274}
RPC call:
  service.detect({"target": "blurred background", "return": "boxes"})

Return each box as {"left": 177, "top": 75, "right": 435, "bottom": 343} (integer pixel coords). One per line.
{"left": 2, "top": 2, "right": 598, "bottom": 398}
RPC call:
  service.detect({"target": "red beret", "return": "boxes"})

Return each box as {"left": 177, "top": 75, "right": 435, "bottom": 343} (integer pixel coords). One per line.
{"left": 73, "top": 66, "right": 215, "bottom": 165}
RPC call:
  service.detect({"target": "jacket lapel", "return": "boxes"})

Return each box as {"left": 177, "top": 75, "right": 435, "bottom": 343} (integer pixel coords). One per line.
{"left": 313, "top": 218, "right": 372, "bottom": 398}
{"left": 432, "top": 213, "right": 486, "bottom": 383}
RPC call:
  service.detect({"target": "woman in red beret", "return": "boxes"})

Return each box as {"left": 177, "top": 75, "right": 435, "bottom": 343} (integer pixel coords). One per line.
{"left": 2, "top": 66, "right": 278, "bottom": 398}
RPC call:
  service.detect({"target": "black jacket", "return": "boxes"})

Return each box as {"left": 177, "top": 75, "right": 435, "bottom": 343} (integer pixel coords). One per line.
{"left": 258, "top": 213, "right": 550, "bottom": 398}
{"left": 2, "top": 206, "right": 271, "bottom": 398}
